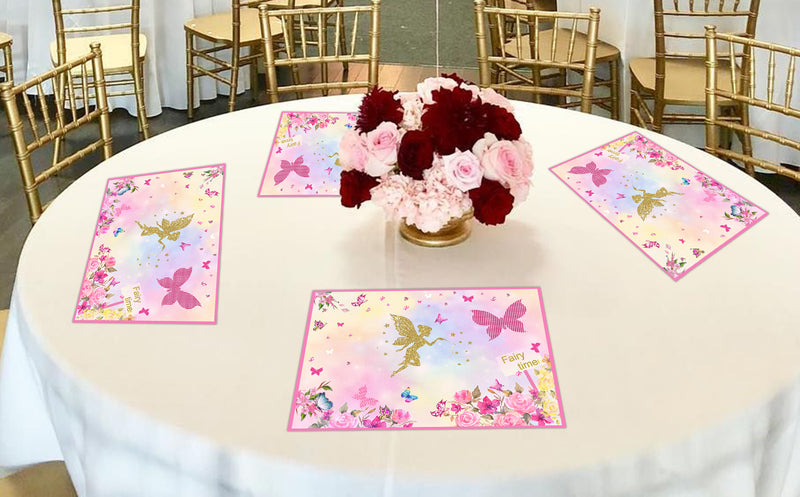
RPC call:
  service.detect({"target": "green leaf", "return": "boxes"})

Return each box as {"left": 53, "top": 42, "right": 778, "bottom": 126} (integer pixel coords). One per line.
{"left": 522, "top": 413, "right": 532, "bottom": 424}
{"left": 472, "top": 386, "right": 481, "bottom": 399}
{"left": 300, "top": 413, "right": 306, "bottom": 421}
{"left": 321, "top": 385, "right": 332, "bottom": 391}
{"left": 339, "top": 402, "right": 348, "bottom": 414}
{"left": 107, "top": 267, "right": 117, "bottom": 273}
{"left": 514, "top": 383, "right": 523, "bottom": 393}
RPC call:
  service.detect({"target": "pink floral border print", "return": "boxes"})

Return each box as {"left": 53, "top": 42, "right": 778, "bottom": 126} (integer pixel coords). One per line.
{"left": 74, "top": 165, "right": 225, "bottom": 323}
{"left": 258, "top": 111, "right": 357, "bottom": 196}
{"left": 549, "top": 132, "right": 768, "bottom": 281}
{"left": 290, "top": 288, "right": 565, "bottom": 431}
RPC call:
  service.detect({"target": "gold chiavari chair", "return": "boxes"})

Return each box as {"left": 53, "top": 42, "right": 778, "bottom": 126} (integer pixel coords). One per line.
{"left": 51, "top": 0, "right": 149, "bottom": 139}
{"left": 185, "top": 1, "right": 288, "bottom": 118}
{"left": 630, "top": 0, "right": 760, "bottom": 135}
{"left": 705, "top": 25, "right": 800, "bottom": 182}
{"left": 497, "top": 0, "right": 621, "bottom": 119}
{"left": 474, "top": 0, "right": 600, "bottom": 114}
{"left": 0, "top": 43, "right": 113, "bottom": 225}
{"left": 0, "top": 33, "right": 12, "bottom": 85}
{"left": 258, "top": 0, "right": 381, "bottom": 104}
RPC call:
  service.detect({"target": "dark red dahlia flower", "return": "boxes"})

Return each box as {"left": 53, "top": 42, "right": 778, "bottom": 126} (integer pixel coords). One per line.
{"left": 441, "top": 73, "right": 475, "bottom": 86}
{"left": 356, "top": 87, "right": 404, "bottom": 134}
{"left": 340, "top": 170, "right": 379, "bottom": 208}
{"left": 469, "top": 178, "right": 514, "bottom": 225}
{"left": 485, "top": 104, "right": 522, "bottom": 141}
{"left": 421, "top": 86, "right": 489, "bottom": 155}
{"left": 397, "top": 130, "right": 435, "bottom": 180}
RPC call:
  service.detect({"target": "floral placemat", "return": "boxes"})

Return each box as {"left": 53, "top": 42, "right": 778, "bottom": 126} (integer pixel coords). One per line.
{"left": 290, "top": 288, "right": 564, "bottom": 431}
{"left": 74, "top": 165, "right": 224, "bottom": 322}
{"left": 550, "top": 132, "right": 768, "bottom": 281}
{"left": 258, "top": 111, "right": 357, "bottom": 196}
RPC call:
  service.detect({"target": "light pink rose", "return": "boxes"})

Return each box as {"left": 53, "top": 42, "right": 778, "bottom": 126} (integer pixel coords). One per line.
{"left": 454, "top": 389, "right": 473, "bottom": 404}
{"left": 391, "top": 409, "right": 411, "bottom": 424}
{"left": 456, "top": 410, "right": 482, "bottom": 427}
{"left": 442, "top": 150, "right": 483, "bottom": 191}
{"left": 330, "top": 412, "right": 358, "bottom": 429}
{"left": 493, "top": 411, "right": 526, "bottom": 427}
{"left": 339, "top": 130, "right": 369, "bottom": 172}
{"left": 505, "top": 392, "right": 536, "bottom": 413}
{"left": 105, "top": 256, "right": 116, "bottom": 267}
{"left": 80, "top": 280, "right": 93, "bottom": 297}
{"left": 364, "top": 121, "right": 400, "bottom": 177}
{"left": 479, "top": 87, "right": 514, "bottom": 112}
{"left": 481, "top": 140, "right": 533, "bottom": 201}
{"left": 417, "top": 76, "right": 459, "bottom": 104}
{"left": 88, "top": 287, "right": 106, "bottom": 306}
{"left": 471, "top": 132, "right": 499, "bottom": 161}
{"left": 87, "top": 258, "right": 101, "bottom": 272}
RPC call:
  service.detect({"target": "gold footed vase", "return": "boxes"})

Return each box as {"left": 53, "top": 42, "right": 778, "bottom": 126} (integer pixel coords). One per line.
{"left": 399, "top": 211, "right": 473, "bottom": 248}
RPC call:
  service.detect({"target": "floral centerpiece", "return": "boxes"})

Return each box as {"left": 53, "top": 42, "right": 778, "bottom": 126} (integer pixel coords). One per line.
{"left": 337, "top": 74, "right": 534, "bottom": 246}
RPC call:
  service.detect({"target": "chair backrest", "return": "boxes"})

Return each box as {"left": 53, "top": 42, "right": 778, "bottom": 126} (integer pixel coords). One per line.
{"left": 474, "top": 0, "right": 599, "bottom": 113}
{"left": 0, "top": 43, "right": 112, "bottom": 224}
{"left": 705, "top": 26, "right": 800, "bottom": 181}
{"left": 258, "top": 0, "right": 381, "bottom": 103}
{"left": 52, "top": 0, "right": 142, "bottom": 67}
{"left": 653, "top": 0, "right": 760, "bottom": 101}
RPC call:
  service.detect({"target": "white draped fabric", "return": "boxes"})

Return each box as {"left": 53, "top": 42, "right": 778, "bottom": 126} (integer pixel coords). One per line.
{"left": 0, "top": 0, "right": 252, "bottom": 116}
{"left": 1, "top": 95, "right": 799, "bottom": 496}
{"left": 560, "top": 0, "right": 800, "bottom": 166}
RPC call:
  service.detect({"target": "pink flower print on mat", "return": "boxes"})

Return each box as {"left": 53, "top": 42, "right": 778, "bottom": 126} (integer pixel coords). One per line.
{"left": 157, "top": 267, "right": 201, "bottom": 309}
{"left": 353, "top": 385, "right": 378, "bottom": 408}
{"left": 568, "top": 161, "right": 611, "bottom": 186}
{"left": 471, "top": 299, "right": 527, "bottom": 340}
{"left": 273, "top": 156, "right": 310, "bottom": 185}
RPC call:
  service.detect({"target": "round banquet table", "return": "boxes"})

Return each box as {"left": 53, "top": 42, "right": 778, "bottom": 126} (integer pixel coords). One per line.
{"left": 1, "top": 95, "right": 799, "bottom": 497}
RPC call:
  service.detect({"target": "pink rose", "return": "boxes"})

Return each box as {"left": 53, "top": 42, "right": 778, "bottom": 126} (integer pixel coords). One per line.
{"left": 80, "top": 280, "right": 93, "bottom": 297}
{"left": 456, "top": 410, "right": 482, "bottom": 427}
{"left": 339, "top": 129, "right": 369, "bottom": 172}
{"left": 391, "top": 409, "right": 411, "bottom": 424}
{"left": 364, "top": 121, "right": 400, "bottom": 177}
{"left": 417, "top": 76, "right": 459, "bottom": 104}
{"left": 505, "top": 392, "right": 536, "bottom": 413}
{"left": 330, "top": 412, "right": 358, "bottom": 429}
{"left": 442, "top": 150, "right": 483, "bottom": 191}
{"left": 88, "top": 287, "right": 106, "bottom": 306}
{"left": 453, "top": 389, "right": 473, "bottom": 404}
{"left": 493, "top": 411, "right": 526, "bottom": 427}
{"left": 87, "top": 258, "right": 101, "bottom": 272}
{"left": 480, "top": 140, "right": 533, "bottom": 200}
{"left": 479, "top": 87, "right": 514, "bottom": 112}
{"left": 105, "top": 256, "right": 116, "bottom": 267}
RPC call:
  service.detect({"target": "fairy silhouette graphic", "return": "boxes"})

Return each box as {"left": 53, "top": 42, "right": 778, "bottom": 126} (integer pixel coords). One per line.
{"left": 136, "top": 213, "right": 194, "bottom": 250}
{"left": 389, "top": 314, "right": 447, "bottom": 377}
{"left": 631, "top": 186, "right": 683, "bottom": 221}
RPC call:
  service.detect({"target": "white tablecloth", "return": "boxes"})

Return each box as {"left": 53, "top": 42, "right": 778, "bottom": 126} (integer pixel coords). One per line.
{"left": 1, "top": 95, "right": 800, "bottom": 496}
{"left": 0, "top": 0, "right": 254, "bottom": 116}
{"left": 560, "top": 0, "right": 800, "bottom": 166}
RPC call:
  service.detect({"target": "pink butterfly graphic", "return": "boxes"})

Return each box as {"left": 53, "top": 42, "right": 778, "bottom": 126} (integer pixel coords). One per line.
{"left": 472, "top": 300, "right": 527, "bottom": 341}
{"left": 138, "top": 308, "right": 150, "bottom": 316}
{"left": 380, "top": 296, "right": 386, "bottom": 301}
{"left": 144, "top": 179, "right": 151, "bottom": 186}
{"left": 202, "top": 260, "right": 211, "bottom": 269}
{"left": 276, "top": 146, "right": 283, "bottom": 154}
{"left": 585, "top": 190, "right": 595, "bottom": 197}
{"left": 434, "top": 313, "right": 448, "bottom": 324}
{"left": 568, "top": 161, "right": 612, "bottom": 186}
{"left": 273, "top": 156, "right": 310, "bottom": 185}
{"left": 310, "top": 367, "right": 323, "bottom": 376}
{"left": 594, "top": 151, "right": 603, "bottom": 156}
{"left": 157, "top": 267, "right": 201, "bottom": 309}
{"left": 490, "top": 379, "right": 503, "bottom": 390}
{"left": 703, "top": 190, "right": 717, "bottom": 202}
{"left": 183, "top": 172, "right": 193, "bottom": 178}
{"left": 201, "top": 282, "right": 208, "bottom": 286}
{"left": 530, "top": 342, "right": 540, "bottom": 353}
{"left": 430, "top": 399, "right": 447, "bottom": 417}
{"left": 337, "top": 322, "right": 344, "bottom": 327}
{"left": 325, "top": 167, "right": 333, "bottom": 175}
{"left": 679, "top": 238, "right": 686, "bottom": 244}
{"left": 185, "top": 184, "right": 190, "bottom": 189}
{"left": 353, "top": 385, "right": 378, "bottom": 408}
{"left": 304, "top": 184, "right": 313, "bottom": 190}
{"left": 204, "top": 188, "right": 219, "bottom": 198}
{"left": 180, "top": 242, "right": 191, "bottom": 251}
{"left": 351, "top": 294, "right": 367, "bottom": 307}
{"left": 720, "top": 224, "right": 731, "bottom": 232}
{"left": 616, "top": 193, "right": 625, "bottom": 199}
{"left": 462, "top": 295, "right": 474, "bottom": 302}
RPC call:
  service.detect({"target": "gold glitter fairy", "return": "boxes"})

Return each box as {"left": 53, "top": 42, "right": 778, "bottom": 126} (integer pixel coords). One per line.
{"left": 389, "top": 314, "right": 447, "bottom": 377}
{"left": 136, "top": 213, "right": 194, "bottom": 250}
{"left": 632, "top": 186, "right": 682, "bottom": 221}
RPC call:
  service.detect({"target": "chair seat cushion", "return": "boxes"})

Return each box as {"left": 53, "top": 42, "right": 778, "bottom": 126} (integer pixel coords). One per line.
{"left": 185, "top": 8, "right": 283, "bottom": 44}
{"left": 503, "top": 29, "right": 620, "bottom": 63}
{"left": 630, "top": 57, "right": 736, "bottom": 105}
{"left": 49, "top": 33, "right": 147, "bottom": 73}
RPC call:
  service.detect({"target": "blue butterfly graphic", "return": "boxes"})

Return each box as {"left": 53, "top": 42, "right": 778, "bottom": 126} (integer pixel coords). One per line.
{"left": 344, "top": 123, "right": 354, "bottom": 129}
{"left": 113, "top": 227, "right": 124, "bottom": 237}
{"left": 730, "top": 204, "right": 742, "bottom": 216}
{"left": 681, "top": 178, "right": 690, "bottom": 185}
{"left": 117, "top": 185, "right": 131, "bottom": 196}
{"left": 315, "top": 392, "right": 333, "bottom": 410}
{"left": 401, "top": 387, "right": 418, "bottom": 402}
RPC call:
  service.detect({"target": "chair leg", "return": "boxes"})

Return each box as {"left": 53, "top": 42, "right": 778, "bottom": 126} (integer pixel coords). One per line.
{"left": 133, "top": 58, "right": 150, "bottom": 139}
{"left": 250, "top": 54, "right": 259, "bottom": 103}
{"left": 739, "top": 103, "right": 755, "bottom": 176}
{"left": 609, "top": 57, "right": 620, "bottom": 121}
{"left": 186, "top": 30, "right": 195, "bottom": 120}
{"left": 557, "top": 69, "right": 567, "bottom": 108}
{"left": 228, "top": 62, "right": 239, "bottom": 113}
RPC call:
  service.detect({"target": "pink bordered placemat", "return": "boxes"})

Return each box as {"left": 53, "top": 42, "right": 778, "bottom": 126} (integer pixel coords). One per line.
{"left": 289, "top": 288, "right": 565, "bottom": 431}
{"left": 73, "top": 165, "right": 225, "bottom": 323}
{"left": 258, "top": 111, "right": 357, "bottom": 197}
{"left": 550, "top": 132, "right": 768, "bottom": 281}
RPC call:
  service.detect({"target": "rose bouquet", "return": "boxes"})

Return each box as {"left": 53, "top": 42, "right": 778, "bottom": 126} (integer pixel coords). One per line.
{"left": 338, "top": 74, "right": 533, "bottom": 235}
